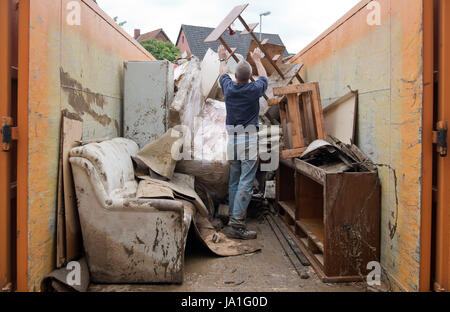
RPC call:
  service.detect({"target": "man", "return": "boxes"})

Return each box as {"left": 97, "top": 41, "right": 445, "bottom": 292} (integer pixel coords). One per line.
{"left": 218, "top": 45, "right": 268, "bottom": 240}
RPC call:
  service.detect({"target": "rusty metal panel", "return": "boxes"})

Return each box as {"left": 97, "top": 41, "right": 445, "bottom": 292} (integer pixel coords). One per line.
{"left": 0, "top": 0, "right": 12, "bottom": 291}
{"left": 124, "top": 61, "right": 174, "bottom": 148}
{"left": 290, "top": 0, "right": 424, "bottom": 291}
{"left": 435, "top": 0, "right": 450, "bottom": 292}
{"left": 26, "top": 0, "right": 154, "bottom": 291}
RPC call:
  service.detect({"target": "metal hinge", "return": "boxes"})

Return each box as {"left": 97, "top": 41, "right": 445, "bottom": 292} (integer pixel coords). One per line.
{"left": 433, "top": 121, "right": 448, "bottom": 157}
{"left": 1, "top": 117, "right": 18, "bottom": 152}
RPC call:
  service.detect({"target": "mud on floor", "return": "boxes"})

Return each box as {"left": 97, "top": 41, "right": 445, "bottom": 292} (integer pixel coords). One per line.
{"left": 89, "top": 218, "right": 373, "bottom": 292}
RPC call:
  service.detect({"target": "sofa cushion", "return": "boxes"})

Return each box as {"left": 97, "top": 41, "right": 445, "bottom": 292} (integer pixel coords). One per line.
{"left": 70, "top": 138, "right": 139, "bottom": 194}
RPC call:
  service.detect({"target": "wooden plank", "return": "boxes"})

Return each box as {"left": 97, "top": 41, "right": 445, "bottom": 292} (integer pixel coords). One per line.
{"left": 348, "top": 144, "right": 377, "bottom": 171}
{"left": 311, "top": 82, "right": 325, "bottom": 139}
{"left": 287, "top": 93, "right": 304, "bottom": 148}
{"left": 324, "top": 173, "right": 380, "bottom": 278}
{"left": 240, "top": 22, "right": 259, "bottom": 35}
{"left": 261, "top": 38, "right": 269, "bottom": 45}
{"left": 307, "top": 93, "right": 319, "bottom": 143}
{"left": 204, "top": 4, "right": 249, "bottom": 42}
{"left": 278, "top": 201, "right": 296, "bottom": 221}
{"left": 281, "top": 147, "right": 307, "bottom": 160}
{"left": 319, "top": 162, "right": 351, "bottom": 173}
{"left": 62, "top": 115, "right": 83, "bottom": 263}
{"left": 267, "top": 97, "right": 283, "bottom": 106}
{"left": 272, "top": 54, "right": 281, "bottom": 62}
{"left": 239, "top": 16, "right": 285, "bottom": 78}
{"left": 294, "top": 159, "right": 326, "bottom": 185}
{"left": 56, "top": 121, "right": 66, "bottom": 268}
{"left": 301, "top": 93, "right": 314, "bottom": 143}
{"left": 323, "top": 91, "right": 358, "bottom": 144}
{"left": 226, "top": 47, "right": 237, "bottom": 60}
{"left": 315, "top": 254, "right": 325, "bottom": 266}
{"left": 247, "top": 40, "right": 285, "bottom": 76}
{"left": 266, "top": 64, "right": 304, "bottom": 99}
{"left": 274, "top": 82, "right": 325, "bottom": 148}
{"left": 273, "top": 82, "right": 316, "bottom": 96}
{"left": 296, "top": 219, "right": 325, "bottom": 253}
{"left": 278, "top": 103, "right": 289, "bottom": 148}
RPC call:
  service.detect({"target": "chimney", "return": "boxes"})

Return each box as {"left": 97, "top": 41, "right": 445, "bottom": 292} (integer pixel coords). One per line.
{"left": 134, "top": 29, "right": 141, "bottom": 39}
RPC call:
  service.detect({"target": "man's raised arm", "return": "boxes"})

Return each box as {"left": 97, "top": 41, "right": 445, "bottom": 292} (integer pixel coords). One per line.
{"left": 250, "top": 48, "right": 267, "bottom": 78}
{"left": 218, "top": 45, "right": 228, "bottom": 76}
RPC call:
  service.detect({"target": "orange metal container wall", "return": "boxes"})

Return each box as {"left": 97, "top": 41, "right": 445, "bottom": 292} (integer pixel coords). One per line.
{"left": 420, "top": 0, "right": 434, "bottom": 292}
{"left": 16, "top": 0, "right": 30, "bottom": 292}
{"left": 290, "top": 0, "right": 424, "bottom": 291}
{"left": 435, "top": 0, "right": 450, "bottom": 292}
{"left": 0, "top": 0, "right": 13, "bottom": 291}
{"left": 23, "top": 0, "right": 154, "bottom": 291}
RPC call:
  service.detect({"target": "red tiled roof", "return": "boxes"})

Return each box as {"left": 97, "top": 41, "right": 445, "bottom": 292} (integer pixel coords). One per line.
{"left": 137, "top": 29, "right": 171, "bottom": 42}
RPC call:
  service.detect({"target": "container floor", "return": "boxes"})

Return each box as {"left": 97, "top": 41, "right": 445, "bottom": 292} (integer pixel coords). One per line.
{"left": 88, "top": 217, "right": 378, "bottom": 292}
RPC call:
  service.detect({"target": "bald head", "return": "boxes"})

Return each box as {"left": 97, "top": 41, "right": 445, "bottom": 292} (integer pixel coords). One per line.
{"left": 235, "top": 61, "right": 252, "bottom": 83}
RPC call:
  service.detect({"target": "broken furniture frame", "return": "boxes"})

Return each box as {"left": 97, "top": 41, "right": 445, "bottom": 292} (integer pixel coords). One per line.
{"left": 276, "top": 157, "right": 381, "bottom": 283}
{"left": 247, "top": 39, "right": 286, "bottom": 77}
{"left": 273, "top": 82, "right": 325, "bottom": 159}
{"left": 204, "top": 4, "right": 285, "bottom": 80}
{"left": 204, "top": 4, "right": 304, "bottom": 125}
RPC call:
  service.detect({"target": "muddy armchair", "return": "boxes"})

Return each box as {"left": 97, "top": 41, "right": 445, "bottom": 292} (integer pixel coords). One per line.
{"left": 69, "top": 138, "right": 192, "bottom": 284}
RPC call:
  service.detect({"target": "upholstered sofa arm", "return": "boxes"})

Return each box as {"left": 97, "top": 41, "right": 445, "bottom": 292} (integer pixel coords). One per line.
{"left": 70, "top": 157, "right": 183, "bottom": 214}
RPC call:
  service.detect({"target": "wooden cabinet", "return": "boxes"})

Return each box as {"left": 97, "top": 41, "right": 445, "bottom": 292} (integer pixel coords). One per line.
{"left": 276, "top": 158, "right": 381, "bottom": 282}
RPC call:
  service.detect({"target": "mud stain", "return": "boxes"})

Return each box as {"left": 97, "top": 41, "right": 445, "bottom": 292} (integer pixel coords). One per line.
{"left": 123, "top": 245, "right": 134, "bottom": 257}
{"left": 62, "top": 108, "right": 83, "bottom": 122}
{"left": 60, "top": 67, "right": 112, "bottom": 126}
{"left": 114, "top": 120, "right": 120, "bottom": 135}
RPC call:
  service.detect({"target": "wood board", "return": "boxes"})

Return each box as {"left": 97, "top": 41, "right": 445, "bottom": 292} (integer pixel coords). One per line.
{"left": 323, "top": 91, "right": 358, "bottom": 145}
{"left": 273, "top": 82, "right": 325, "bottom": 159}
{"left": 62, "top": 115, "right": 83, "bottom": 264}
{"left": 263, "top": 63, "right": 304, "bottom": 118}
{"left": 246, "top": 40, "right": 285, "bottom": 76}
{"left": 204, "top": 4, "right": 249, "bottom": 42}
{"left": 56, "top": 124, "right": 66, "bottom": 268}
{"left": 201, "top": 48, "right": 221, "bottom": 99}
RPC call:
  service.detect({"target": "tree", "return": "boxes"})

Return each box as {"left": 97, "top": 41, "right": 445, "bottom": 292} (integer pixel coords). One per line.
{"left": 140, "top": 39, "right": 181, "bottom": 62}
{"left": 113, "top": 16, "right": 127, "bottom": 27}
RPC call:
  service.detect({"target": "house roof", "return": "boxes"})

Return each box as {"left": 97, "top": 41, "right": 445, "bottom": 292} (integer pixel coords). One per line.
{"left": 176, "top": 24, "right": 289, "bottom": 60}
{"left": 137, "top": 28, "right": 171, "bottom": 42}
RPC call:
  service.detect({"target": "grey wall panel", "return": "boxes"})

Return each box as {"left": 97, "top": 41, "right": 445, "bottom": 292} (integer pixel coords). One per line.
{"left": 124, "top": 61, "right": 174, "bottom": 148}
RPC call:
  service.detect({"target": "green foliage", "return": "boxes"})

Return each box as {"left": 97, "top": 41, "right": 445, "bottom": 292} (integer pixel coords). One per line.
{"left": 140, "top": 39, "right": 181, "bottom": 62}
{"left": 113, "top": 16, "right": 127, "bottom": 27}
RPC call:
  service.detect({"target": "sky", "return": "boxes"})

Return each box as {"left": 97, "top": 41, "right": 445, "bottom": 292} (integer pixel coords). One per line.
{"left": 96, "top": 0, "right": 361, "bottom": 54}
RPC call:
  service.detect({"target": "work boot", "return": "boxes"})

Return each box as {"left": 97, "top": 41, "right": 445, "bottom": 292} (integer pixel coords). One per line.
{"left": 222, "top": 225, "right": 257, "bottom": 240}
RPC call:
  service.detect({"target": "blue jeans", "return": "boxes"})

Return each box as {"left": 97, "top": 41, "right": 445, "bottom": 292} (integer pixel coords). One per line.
{"left": 228, "top": 134, "right": 258, "bottom": 228}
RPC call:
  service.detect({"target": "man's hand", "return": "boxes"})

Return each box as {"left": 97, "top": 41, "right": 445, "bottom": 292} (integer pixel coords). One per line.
{"left": 250, "top": 47, "right": 265, "bottom": 62}
{"left": 218, "top": 45, "right": 228, "bottom": 59}
{"left": 218, "top": 45, "right": 228, "bottom": 75}
{"left": 251, "top": 48, "right": 267, "bottom": 78}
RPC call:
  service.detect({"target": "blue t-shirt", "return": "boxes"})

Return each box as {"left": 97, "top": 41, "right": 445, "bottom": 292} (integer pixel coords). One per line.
{"left": 219, "top": 74, "right": 268, "bottom": 127}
